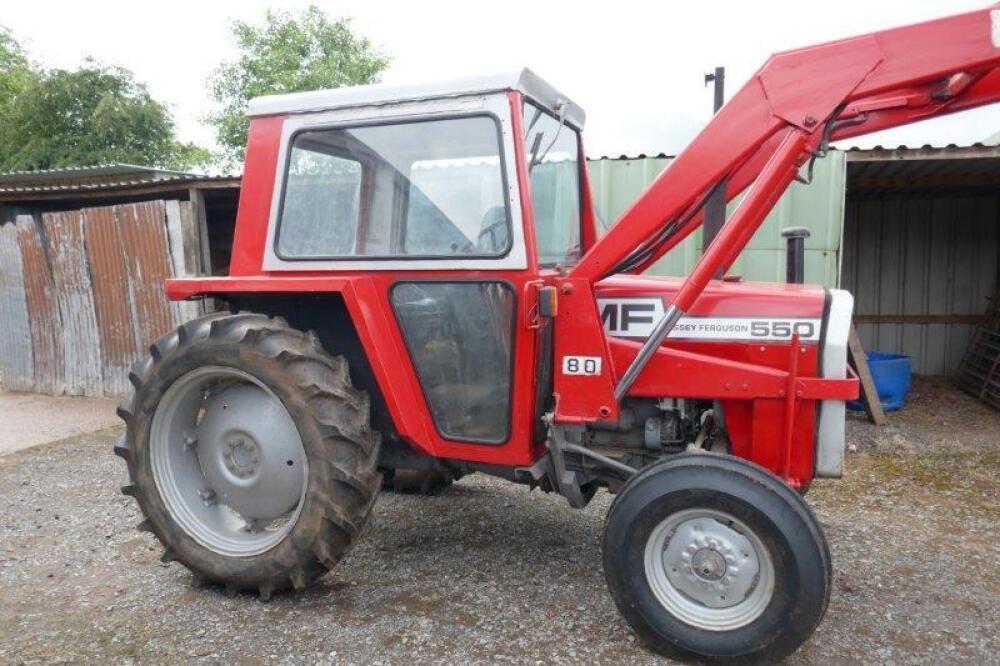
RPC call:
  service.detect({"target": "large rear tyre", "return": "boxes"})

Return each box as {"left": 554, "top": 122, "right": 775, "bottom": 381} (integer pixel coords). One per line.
{"left": 603, "top": 453, "right": 831, "bottom": 663}
{"left": 115, "top": 312, "right": 381, "bottom": 599}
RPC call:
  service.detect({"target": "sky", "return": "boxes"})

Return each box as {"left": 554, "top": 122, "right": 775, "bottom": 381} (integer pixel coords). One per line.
{"left": 3, "top": 0, "right": 999, "bottom": 160}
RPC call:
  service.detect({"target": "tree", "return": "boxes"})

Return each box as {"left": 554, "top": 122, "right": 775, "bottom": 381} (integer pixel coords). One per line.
{"left": 208, "top": 6, "right": 389, "bottom": 165}
{"left": 0, "top": 27, "right": 211, "bottom": 173}
{"left": 0, "top": 27, "right": 38, "bottom": 159}
{"left": 0, "top": 59, "right": 211, "bottom": 172}
{"left": 0, "top": 27, "right": 36, "bottom": 107}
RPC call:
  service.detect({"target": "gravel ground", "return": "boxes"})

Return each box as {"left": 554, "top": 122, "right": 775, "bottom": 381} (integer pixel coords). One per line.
{"left": 1, "top": 377, "right": 998, "bottom": 664}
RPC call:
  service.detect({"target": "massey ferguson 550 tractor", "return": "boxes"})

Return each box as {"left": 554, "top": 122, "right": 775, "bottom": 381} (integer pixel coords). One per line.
{"left": 115, "top": 6, "right": 1000, "bottom": 662}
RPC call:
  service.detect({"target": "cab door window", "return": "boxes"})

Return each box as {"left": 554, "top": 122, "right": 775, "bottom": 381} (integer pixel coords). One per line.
{"left": 391, "top": 282, "right": 514, "bottom": 443}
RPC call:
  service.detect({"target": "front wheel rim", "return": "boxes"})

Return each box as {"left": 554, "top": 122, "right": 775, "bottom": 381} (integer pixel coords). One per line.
{"left": 643, "top": 507, "right": 775, "bottom": 631}
{"left": 149, "top": 366, "right": 308, "bottom": 557}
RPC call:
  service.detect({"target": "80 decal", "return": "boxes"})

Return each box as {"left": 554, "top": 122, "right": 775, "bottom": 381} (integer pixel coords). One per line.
{"left": 562, "top": 356, "right": 602, "bottom": 376}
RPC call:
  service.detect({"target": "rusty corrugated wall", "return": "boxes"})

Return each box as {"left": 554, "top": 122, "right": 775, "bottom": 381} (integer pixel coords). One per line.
{"left": 83, "top": 206, "right": 139, "bottom": 396}
{"left": 0, "top": 200, "right": 197, "bottom": 396}
{"left": 0, "top": 221, "right": 33, "bottom": 391}
{"left": 118, "top": 201, "right": 178, "bottom": 353}
{"left": 16, "top": 215, "right": 64, "bottom": 394}
{"left": 43, "top": 210, "right": 103, "bottom": 395}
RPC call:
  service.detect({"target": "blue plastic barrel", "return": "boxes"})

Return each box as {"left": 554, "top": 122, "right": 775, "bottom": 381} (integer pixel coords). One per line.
{"left": 847, "top": 351, "right": 912, "bottom": 412}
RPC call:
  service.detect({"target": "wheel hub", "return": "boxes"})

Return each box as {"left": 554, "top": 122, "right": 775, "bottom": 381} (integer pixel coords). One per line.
{"left": 149, "top": 366, "right": 308, "bottom": 557}
{"left": 644, "top": 508, "right": 775, "bottom": 631}
{"left": 690, "top": 547, "right": 727, "bottom": 581}
{"left": 663, "top": 516, "right": 760, "bottom": 609}
{"left": 223, "top": 436, "right": 260, "bottom": 479}
{"left": 196, "top": 384, "right": 305, "bottom": 522}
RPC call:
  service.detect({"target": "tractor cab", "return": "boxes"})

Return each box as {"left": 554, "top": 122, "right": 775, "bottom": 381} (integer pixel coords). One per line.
{"left": 215, "top": 70, "right": 602, "bottom": 461}
{"left": 244, "top": 69, "right": 592, "bottom": 275}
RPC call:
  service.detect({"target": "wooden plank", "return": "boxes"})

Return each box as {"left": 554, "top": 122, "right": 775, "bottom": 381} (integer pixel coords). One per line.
{"left": 848, "top": 325, "right": 887, "bottom": 426}
{"left": 176, "top": 200, "right": 204, "bottom": 280}
{"left": 164, "top": 199, "right": 203, "bottom": 323}
{"left": 188, "top": 188, "right": 213, "bottom": 275}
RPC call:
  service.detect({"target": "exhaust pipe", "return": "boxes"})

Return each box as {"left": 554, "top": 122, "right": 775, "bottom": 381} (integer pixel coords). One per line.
{"left": 781, "top": 226, "right": 811, "bottom": 284}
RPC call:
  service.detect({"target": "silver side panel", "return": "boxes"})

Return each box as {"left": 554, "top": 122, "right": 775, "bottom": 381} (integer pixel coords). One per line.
{"left": 815, "top": 289, "right": 853, "bottom": 478}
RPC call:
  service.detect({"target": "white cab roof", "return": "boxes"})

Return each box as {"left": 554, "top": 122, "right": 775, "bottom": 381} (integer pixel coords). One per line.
{"left": 247, "top": 68, "right": 585, "bottom": 128}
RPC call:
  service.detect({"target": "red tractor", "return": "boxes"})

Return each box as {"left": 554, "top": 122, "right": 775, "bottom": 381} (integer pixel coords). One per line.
{"left": 116, "top": 7, "right": 1000, "bottom": 662}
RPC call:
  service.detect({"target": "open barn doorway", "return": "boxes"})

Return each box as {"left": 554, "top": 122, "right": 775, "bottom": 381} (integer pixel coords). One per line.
{"left": 841, "top": 145, "right": 1000, "bottom": 378}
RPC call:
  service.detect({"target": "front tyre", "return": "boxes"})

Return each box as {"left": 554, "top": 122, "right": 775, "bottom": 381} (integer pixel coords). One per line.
{"left": 602, "top": 454, "right": 831, "bottom": 663}
{"left": 115, "top": 312, "right": 381, "bottom": 599}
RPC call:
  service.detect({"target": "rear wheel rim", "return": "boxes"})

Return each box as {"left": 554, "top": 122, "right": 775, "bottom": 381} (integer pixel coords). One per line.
{"left": 643, "top": 507, "right": 775, "bottom": 631}
{"left": 150, "top": 366, "right": 308, "bottom": 557}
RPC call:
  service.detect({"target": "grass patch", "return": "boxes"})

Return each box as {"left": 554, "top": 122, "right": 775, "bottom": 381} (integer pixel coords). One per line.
{"left": 866, "top": 449, "right": 1000, "bottom": 497}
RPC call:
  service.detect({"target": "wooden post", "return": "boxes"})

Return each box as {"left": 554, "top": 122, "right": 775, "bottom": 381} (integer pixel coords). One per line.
{"left": 187, "top": 187, "right": 217, "bottom": 313}
{"left": 848, "top": 325, "right": 887, "bottom": 426}
{"left": 187, "top": 187, "right": 212, "bottom": 276}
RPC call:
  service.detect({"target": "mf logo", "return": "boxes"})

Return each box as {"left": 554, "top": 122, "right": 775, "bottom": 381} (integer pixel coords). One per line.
{"left": 599, "top": 298, "right": 664, "bottom": 338}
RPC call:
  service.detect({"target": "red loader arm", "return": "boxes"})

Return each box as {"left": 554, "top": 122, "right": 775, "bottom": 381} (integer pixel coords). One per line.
{"left": 567, "top": 5, "right": 1000, "bottom": 399}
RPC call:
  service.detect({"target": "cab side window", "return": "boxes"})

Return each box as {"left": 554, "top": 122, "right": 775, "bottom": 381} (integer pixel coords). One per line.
{"left": 276, "top": 115, "right": 511, "bottom": 260}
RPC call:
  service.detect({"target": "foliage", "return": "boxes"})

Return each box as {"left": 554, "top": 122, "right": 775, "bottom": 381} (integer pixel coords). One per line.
{"left": 208, "top": 5, "right": 389, "bottom": 165}
{"left": 166, "top": 141, "right": 214, "bottom": 172}
{"left": 0, "top": 29, "right": 210, "bottom": 172}
{"left": 0, "top": 27, "right": 38, "bottom": 160}
{"left": 0, "top": 60, "right": 211, "bottom": 171}
{"left": 0, "top": 27, "right": 36, "bottom": 106}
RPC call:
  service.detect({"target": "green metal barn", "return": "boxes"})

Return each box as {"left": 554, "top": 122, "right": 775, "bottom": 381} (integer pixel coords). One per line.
{"left": 587, "top": 144, "right": 1000, "bottom": 379}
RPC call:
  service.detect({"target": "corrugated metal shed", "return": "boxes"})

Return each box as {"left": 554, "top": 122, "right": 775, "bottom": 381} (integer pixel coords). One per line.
{"left": 0, "top": 163, "right": 189, "bottom": 186}
{"left": 586, "top": 152, "right": 846, "bottom": 287}
{"left": 842, "top": 194, "right": 998, "bottom": 375}
{"left": 586, "top": 143, "right": 1000, "bottom": 379}
{"left": 0, "top": 172, "right": 238, "bottom": 197}
{"left": 845, "top": 144, "right": 1000, "bottom": 191}
{"left": 842, "top": 144, "right": 1000, "bottom": 376}
{"left": 0, "top": 201, "right": 193, "bottom": 395}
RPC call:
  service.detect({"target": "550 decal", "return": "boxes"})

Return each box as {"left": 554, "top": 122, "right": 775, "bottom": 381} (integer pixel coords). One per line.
{"left": 749, "top": 320, "right": 816, "bottom": 339}
{"left": 597, "top": 298, "right": 821, "bottom": 342}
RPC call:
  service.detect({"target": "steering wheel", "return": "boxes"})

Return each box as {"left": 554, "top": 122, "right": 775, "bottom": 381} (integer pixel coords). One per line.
{"left": 476, "top": 218, "right": 507, "bottom": 253}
